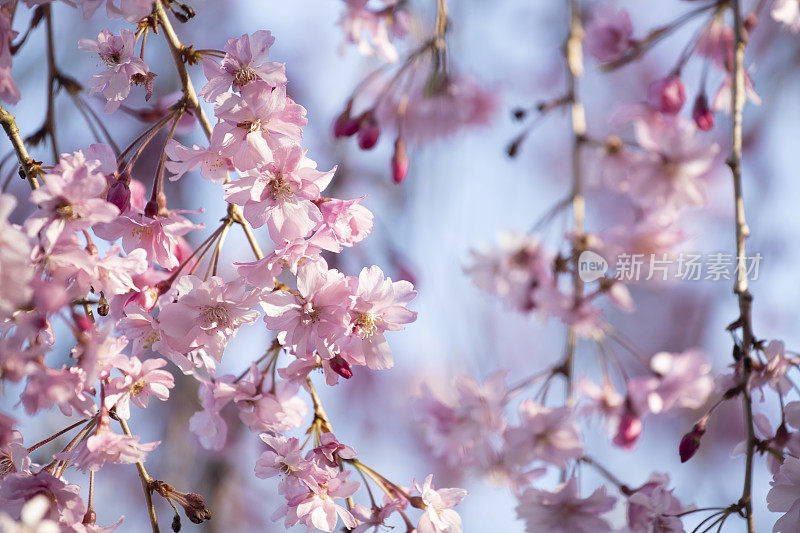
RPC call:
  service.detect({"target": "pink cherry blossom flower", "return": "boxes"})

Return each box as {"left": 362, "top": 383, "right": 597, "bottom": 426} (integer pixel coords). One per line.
{"left": 310, "top": 197, "right": 374, "bottom": 252}
{"left": 749, "top": 340, "right": 793, "bottom": 397}
{"left": 414, "top": 372, "right": 508, "bottom": 471}
{"left": 625, "top": 473, "right": 687, "bottom": 533}
{"left": 261, "top": 263, "right": 351, "bottom": 357}
{"left": 341, "top": 265, "right": 417, "bottom": 370}
{"left": 79, "top": 0, "right": 154, "bottom": 23}
{"left": 237, "top": 379, "right": 307, "bottom": 433}
{"left": 104, "top": 356, "right": 174, "bottom": 419}
{"left": 413, "top": 474, "right": 466, "bottom": 533}
{"left": 56, "top": 411, "right": 159, "bottom": 473}
{"left": 199, "top": 30, "right": 287, "bottom": 103}
{"left": 0, "top": 494, "right": 60, "bottom": 533}
{"left": 76, "top": 246, "right": 147, "bottom": 297}
{"left": 164, "top": 136, "right": 235, "bottom": 183}
{"left": 767, "top": 456, "right": 800, "bottom": 532}
{"left": 158, "top": 276, "right": 261, "bottom": 361}
{"left": 0, "top": 195, "right": 35, "bottom": 320}
{"left": 0, "top": 470, "right": 86, "bottom": 528}
{"left": 222, "top": 143, "right": 334, "bottom": 242}
{"left": 627, "top": 114, "right": 720, "bottom": 219}
{"left": 78, "top": 29, "right": 153, "bottom": 113}
{"left": 629, "top": 349, "right": 713, "bottom": 415}
{"left": 27, "top": 150, "right": 119, "bottom": 250}
{"left": 503, "top": 400, "right": 583, "bottom": 468}
{"left": 338, "top": 0, "right": 408, "bottom": 63}
{"left": 0, "top": 13, "right": 19, "bottom": 104}
{"left": 255, "top": 433, "right": 324, "bottom": 491}
{"left": 466, "top": 232, "right": 553, "bottom": 312}
{"left": 378, "top": 73, "right": 496, "bottom": 142}
{"left": 93, "top": 210, "right": 203, "bottom": 270}
{"left": 20, "top": 366, "right": 95, "bottom": 417}
{"left": 697, "top": 17, "right": 733, "bottom": 71}
{"left": 585, "top": 4, "right": 634, "bottom": 62}
{"left": 213, "top": 85, "right": 307, "bottom": 171}
{"left": 71, "top": 324, "right": 128, "bottom": 385}
{"left": 515, "top": 478, "right": 615, "bottom": 533}
{"left": 310, "top": 432, "right": 356, "bottom": 470}
{"left": 281, "top": 471, "right": 359, "bottom": 532}
{"left": 236, "top": 238, "right": 325, "bottom": 287}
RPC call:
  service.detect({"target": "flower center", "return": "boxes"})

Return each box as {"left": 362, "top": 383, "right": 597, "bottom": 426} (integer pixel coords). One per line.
{"left": 268, "top": 174, "right": 294, "bottom": 202}
{"left": 54, "top": 198, "right": 78, "bottom": 220}
{"left": 130, "top": 379, "right": 146, "bottom": 396}
{"left": 200, "top": 305, "right": 231, "bottom": 329}
{"left": 354, "top": 312, "right": 381, "bottom": 339}
{"left": 233, "top": 66, "right": 258, "bottom": 89}
{"left": 237, "top": 119, "right": 264, "bottom": 134}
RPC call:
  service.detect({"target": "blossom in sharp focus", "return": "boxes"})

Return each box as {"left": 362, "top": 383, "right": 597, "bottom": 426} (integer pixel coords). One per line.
{"left": 158, "top": 276, "right": 261, "bottom": 361}
{"left": 104, "top": 356, "right": 174, "bottom": 419}
{"left": 78, "top": 28, "right": 153, "bottom": 112}
{"left": 199, "top": 30, "right": 287, "bottom": 103}
{"left": 515, "top": 478, "right": 615, "bottom": 533}
{"left": 413, "top": 474, "right": 466, "bottom": 533}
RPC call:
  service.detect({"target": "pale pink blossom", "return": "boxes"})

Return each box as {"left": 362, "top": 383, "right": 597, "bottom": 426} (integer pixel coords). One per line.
{"left": 0, "top": 494, "right": 60, "bottom": 533}
{"left": 647, "top": 75, "right": 686, "bottom": 114}
{"left": 503, "top": 400, "right": 583, "bottom": 468}
{"left": 767, "top": 456, "right": 800, "bottom": 532}
{"left": 413, "top": 474, "right": 466, "bottom": 533}
{"left": 199, "top": 30, "right": 286, "bottom": 103}
{"left": 0, "top": 195, "right": 35, "bottom": 320}
{"left": 165, "top": 136, "right": 235, "bottom": 183}
{"left": 585, "top": 4, "right": 634, "bottom": 62}
{"left": 629, "top": 349, "right": 713, "bottom": 415}
{"left": 79, "top": 0, "right": 154, "bottom": 23}
{"left": 93, "top": 210, "right": 203, "bottom": 270}
{"left": 311, "top": 197, "right": 374, "bottom": 252}
{"left": 222, "top": 143, "right": 334, "bottom": 242}
{"left": 516, "top": 478, "right": 615, "bottom": 533}
{"left": 78, "top": 29, "right": 153, "bottom": 112}
{"left": 261, "top": 263, "right": 351, "bottom": 357}
{"left": 104, "top": 356, "right": 174, "bottom": 419}
{"left": 27, "top": 150, "right": 119, "bottom": 250}
{"left": 0, "top": 470, "right": 86, "bottom": 528}
{"left": 237, "top": 380, "right": 307, "bottom": 433}
{"left": 158, "top": 276, "right": 261, "bottom": 361}
{"left": 749, "top": 340, "right": 793, "bottom": 396}
{"left": 341, "top": 265, "right": 417, "bottom": 370}
{"left": 213, "top": 85, "right": 307, "bottom": 171}
{"left": 338, "top": 0, "right": 408, "bottom": 63}
{"left": 281, "top": 471, "right": 359, "bottom": 532}
{"left": 20, "top": 366, "right": 95, "bottom": 417}
{"left": 255, "top": 433, "right": 324, "bottom": 491}
{"left": 624, "top": 473, "right": 687, "bottom": 533}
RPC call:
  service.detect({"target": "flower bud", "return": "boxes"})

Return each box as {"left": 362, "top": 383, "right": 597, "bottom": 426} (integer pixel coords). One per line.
{"left": 329, "top": 355, "right": 353, "bottom": 379}
{"left": 391, "top": 137, "right": 409, "bottom": 184}
{"left": 334, "top": 106, "right": 360, "bottom": 138}
{"left": 182, "top": 493, "right": 211, "bottom": 524}
{"left": 82, "top": 509, "right": 96, "bottom": 526}
{"left": 692, "top": 93, "right": 714, "bottom": 131}
{"left": 357, "top": 113, "right": 380, "bottom": 150}
{"left": 106, "top": 179, "right": 131, "bottom": 212}
{"left": 679, "top": 421, "right": 706, "bottom": 463}
{"left": 612, "top": 407, "right": 642, "bottom": 450}
{"left": 646, "top": 75, "right": 686, "bottom": 114}
{"left": 144, "top": 199, "right": 160, "bottom": 219}
{"left": 172, "top": 513, "right": 181, "bottom": 532}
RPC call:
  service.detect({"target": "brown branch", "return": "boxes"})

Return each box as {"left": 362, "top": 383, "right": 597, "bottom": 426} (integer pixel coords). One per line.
{"left": 0, "top": 104, "right": 40, "bottom": 190}
{"left": 118, "top": 417, "right": 160, "bottom": 533}
{"left": 728, "top": 1, "right": 755, "bottom": 531}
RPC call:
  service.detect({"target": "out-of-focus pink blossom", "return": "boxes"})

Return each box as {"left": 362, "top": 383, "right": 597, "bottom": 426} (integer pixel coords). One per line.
{"left": 585, "top": 4, "right": 634, "bottom": 62}
{"left": 515, "top": 478, "right": 615, "bottom": 533}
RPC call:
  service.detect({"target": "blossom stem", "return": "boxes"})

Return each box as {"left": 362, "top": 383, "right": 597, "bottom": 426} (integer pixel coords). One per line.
{"left": 306, "top": 376, "right": 333, "bottom": 434}
{"left": 26, "top": 417, "right": 92, "bottom": 453}
{"left": 727, "top": 0, "right": 756, "bottom": 530}
{"left": 0, "top": 103, "right": 40, "bottom": 189}
{"left": 118, "top": 416, "right": 160, "bottom": 533}
{"left": 579, "top": 456, "right": 631, "bottom": 494}
{"left": 149, "top": 109, "right": 184, "bottom": 215}
{"left": 43, "top": 5, "right": 58, "bottom": 162}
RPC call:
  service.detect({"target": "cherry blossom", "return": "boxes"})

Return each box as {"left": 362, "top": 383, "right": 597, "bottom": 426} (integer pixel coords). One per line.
{"left": 503, "top": 400, "right": 583, "bottom": 468}
{"left": 199, "top": 30, "right": 286, "bottom": 103}
{"left": 78, "top": 29, "right": 153, "bottom": 112}
{"left": 104, "top": 356, "right": 174, "bottom": 419}
{"left": 515, "top": 478, "right": 615, "bottom": 533}
{"left": 767, "top": 456, "right": 800, "bottom": 532}
{"left": 585, "top": 4, "right": 634, "bottom": 63}
{"left": 624, "top": 473, "right": 687, "bottom": 533}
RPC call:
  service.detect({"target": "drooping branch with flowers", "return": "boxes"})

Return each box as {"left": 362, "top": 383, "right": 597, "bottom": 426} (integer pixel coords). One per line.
{"left": 1, "top": 0, "right": 800, "bottom": 532}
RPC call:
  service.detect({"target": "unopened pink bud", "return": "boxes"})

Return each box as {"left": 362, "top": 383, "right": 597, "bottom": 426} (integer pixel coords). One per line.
{"left": 334, "top": 110, "right": 360, "bottom": 138}
{"left": 647, "top": 75, "right": 686, "bottom": 114}
{"left": 330, "top": 355, "right": 353, "bottom": 379}
{"left": 391, "top": 138, "right": 409, "bottom": 184}
{"left": 613, "top": 409, "right": 642, "bottom": 450}
{"left": 357, "top": 113, "right": 380, "bottom": 150}
{"left": 692, "top": 93, "right": 714, "bottom": 131}
{"left": 106, "top": 179, "right": 131, "bottom": 212}
{"left": 679, "top": 421, "right": 706, "bottom": 463}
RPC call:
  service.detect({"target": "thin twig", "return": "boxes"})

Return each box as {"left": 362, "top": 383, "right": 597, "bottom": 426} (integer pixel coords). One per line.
{"left": 118, "top": 417, "right": 160, "bottom": 533}
{"left": 0, "top": 104, "right": 39, "bottom": 189}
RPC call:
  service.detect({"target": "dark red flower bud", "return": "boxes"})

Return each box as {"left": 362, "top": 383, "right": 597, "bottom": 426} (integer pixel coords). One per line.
{"left": 334, "top": 111, "right": 360, "bottom": 138}
{"left": 107, "top": 179, "right": 131, "bottom": 212}
{"left": 692, "top": 93, "right": 714, "bottom": 131}
{"left": 679, "top": 421, "right": 706, "bottom": 463}
{"left": 329, "top": 355, "right": 353, "bottom": 379}
{"left": 182, "top": 493, "right": 211, "bottom": 524}
{"left": 357, "top": 113, "right": 380, "bottom": 150}
{"left": 391, "top": 137, "right": 409, "bottom": 184}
